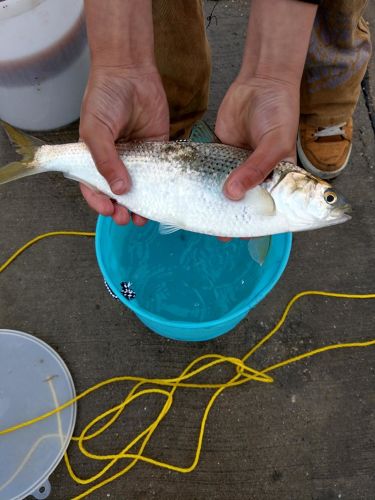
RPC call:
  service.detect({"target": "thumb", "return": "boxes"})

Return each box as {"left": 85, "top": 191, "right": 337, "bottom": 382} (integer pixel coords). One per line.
{"left": 224, "top": 131, "right": 295, "bottom": 200}
{"left": 80, "top": 119, "right": 131, "bottom": 195}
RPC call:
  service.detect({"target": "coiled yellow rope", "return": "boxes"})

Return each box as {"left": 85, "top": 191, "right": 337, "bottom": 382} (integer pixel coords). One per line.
{"left": 0, "top": 231, "right": 374, "bottom": 499}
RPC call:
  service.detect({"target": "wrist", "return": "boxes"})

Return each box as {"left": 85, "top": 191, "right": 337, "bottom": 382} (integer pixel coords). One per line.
{"left": 89, "top": 61, "right": 160, "bottom": 77}
{"left": 239, "top": 0, "right": 317, "bottom": 85}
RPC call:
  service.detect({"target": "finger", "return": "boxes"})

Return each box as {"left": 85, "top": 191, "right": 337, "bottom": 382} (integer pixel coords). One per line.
{"left": 224, "top": 131, "right": 294, "bottom": 200}
{"left": 80, "top": 183, "right": 114, "bottom": 216}
{"left": 80, "top": 119, "right": 131, "bottom": 195}
{"left": 112, "top": 203, "right": 131, "bottom": 226}
{"left": 132, "top": 213, "right": 148, "bottom": 226}
{"left": 217, "top": 237, "right": 232, "bottom": 243}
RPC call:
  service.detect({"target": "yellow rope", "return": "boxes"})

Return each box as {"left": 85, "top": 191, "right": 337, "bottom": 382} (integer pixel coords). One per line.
{"left": 0, "top": 232, "right": 374, "bottom": 499}
{"left": 0, "top": 231, "right": 95, "bottom": 273}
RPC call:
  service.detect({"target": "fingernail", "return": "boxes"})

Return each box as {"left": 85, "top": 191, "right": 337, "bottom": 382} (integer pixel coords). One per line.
{"left": 110, "top": 179, "right": 126, "bottom": 194}
{"left": 227, "top": 181, "right": 244, "bottom": 200}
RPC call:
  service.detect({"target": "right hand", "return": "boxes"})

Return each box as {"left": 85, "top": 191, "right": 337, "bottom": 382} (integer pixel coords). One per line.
{"left": 79, "top": 65, "right": 170, "bottom": 225}
{"left": 214, "top": 76, "right": 299, "bottom": 242}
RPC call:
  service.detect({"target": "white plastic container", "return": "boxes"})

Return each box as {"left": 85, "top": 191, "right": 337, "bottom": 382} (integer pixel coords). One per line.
{"left": 0, "top": 0, "right": 90, "bottom": 131}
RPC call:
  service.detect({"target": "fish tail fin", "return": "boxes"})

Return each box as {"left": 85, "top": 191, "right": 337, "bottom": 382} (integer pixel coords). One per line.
{"left": 0, "top": 121, "right": 45, "bottom": 185}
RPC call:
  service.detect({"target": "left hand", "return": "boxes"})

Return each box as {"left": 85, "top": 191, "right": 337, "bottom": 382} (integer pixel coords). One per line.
{"left": 79, "top": 65, "right": 169, "bottom": 225}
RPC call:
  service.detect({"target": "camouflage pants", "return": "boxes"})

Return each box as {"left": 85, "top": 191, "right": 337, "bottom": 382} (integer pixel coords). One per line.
{"left": 301, "top": 0, "right": 372, "bottom": 126}
{"left": 152, "top": 0, "right": 372, "bottom": 136}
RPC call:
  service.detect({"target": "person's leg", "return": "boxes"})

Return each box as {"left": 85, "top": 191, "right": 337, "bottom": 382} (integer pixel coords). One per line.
{"left": 152, "top": 0, "right": 211, "bottom": 139}
{"left": 299, "top": 0, "right": 372, "bottom": 178}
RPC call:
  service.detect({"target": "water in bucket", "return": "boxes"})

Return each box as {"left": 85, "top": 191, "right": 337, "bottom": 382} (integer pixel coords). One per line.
{"left": 113, "top": 222, "right": 263, "bottom": 323}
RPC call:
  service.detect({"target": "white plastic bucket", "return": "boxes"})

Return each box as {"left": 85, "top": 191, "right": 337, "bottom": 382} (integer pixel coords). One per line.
{"left": 0, "top": 0, "right": 90, "bottom": 131}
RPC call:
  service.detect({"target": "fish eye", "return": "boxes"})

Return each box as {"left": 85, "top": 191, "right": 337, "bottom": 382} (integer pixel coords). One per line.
{"left": 324, "top": 190, "right": 338, "bottom": 205}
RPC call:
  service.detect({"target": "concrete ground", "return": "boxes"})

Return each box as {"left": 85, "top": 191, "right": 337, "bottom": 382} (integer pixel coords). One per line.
{"left": 1, "top": 1, "right": 374, "bottom": 499}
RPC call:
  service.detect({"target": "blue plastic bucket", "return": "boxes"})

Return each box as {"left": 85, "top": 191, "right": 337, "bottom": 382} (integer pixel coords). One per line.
{"left": 95, "top": 216, "right": 292, "bottom": 342}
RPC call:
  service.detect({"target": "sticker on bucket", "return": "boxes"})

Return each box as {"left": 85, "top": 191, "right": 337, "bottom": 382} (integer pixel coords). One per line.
{"left": 120, "top": 281, "right": 136, "bottom": 300}
{"left": 104, "top": 281, "right": 136, "bottom": 301}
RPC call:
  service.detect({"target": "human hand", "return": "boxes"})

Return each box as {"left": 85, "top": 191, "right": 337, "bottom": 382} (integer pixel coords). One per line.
{"left": 215, "top": 76, "right": 299, "bottom": 201}
{"left": 79, "top": 65, "right": 170, "bottom": 225}
{"left": 215, "top": 0, "right": 316, "bottom": 202}
{"left": 215, "top": 77, "right": 299, "bottom": 242}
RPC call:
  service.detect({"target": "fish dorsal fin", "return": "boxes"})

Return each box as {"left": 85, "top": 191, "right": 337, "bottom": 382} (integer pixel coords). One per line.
{"left": 190, "top": 120, "right": 222, "bottom": 144}
{"left": 242, "top": 186, "right": 276, "bottom": 216}
{"left": 159, "top": 223, "right": 181, "bottom": 235}
{"left": 248, "top": 236, "right": 271, "bottom": 266}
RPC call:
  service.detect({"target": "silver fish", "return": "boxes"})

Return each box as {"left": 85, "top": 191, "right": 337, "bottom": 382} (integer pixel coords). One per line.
{"left": 0, "top": 123, "right": 351, "bottom": 242}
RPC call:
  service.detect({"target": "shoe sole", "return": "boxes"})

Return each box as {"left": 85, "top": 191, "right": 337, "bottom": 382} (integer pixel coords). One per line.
{"left": 297, "top": 132, "right": 352, "bottom": 180}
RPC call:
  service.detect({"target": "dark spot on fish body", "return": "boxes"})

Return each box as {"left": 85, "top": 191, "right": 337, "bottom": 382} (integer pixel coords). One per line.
{"left": 163, "top": 144, "right": 178, "bottom": 155}
{"left": 156, "top": 142, "right": 201, "bottom": 168}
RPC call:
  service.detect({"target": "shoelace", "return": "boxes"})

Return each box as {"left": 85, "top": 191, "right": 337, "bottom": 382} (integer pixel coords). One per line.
{"left": 314, "top": 122, "right": 347, "bottom": 139}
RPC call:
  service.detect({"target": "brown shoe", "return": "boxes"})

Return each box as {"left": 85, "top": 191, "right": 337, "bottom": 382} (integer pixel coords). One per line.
{"left": 297, "top": 118, "right": 353, "bottom": 179}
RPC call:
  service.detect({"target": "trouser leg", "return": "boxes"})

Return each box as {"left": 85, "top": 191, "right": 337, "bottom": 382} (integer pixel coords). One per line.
{"left": 301, "top": 0, "right": 372, "bottom": 126}
{"left": 152, "top": 0, "right": 211, "bottom": 138}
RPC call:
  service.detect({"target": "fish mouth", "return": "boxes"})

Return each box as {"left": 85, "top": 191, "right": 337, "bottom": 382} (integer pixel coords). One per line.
{"left": 339, "top": 213, "right": 352, "bottom": 222}
{"left": 332, "top": 203, "right": 352, "bottom": 218}
{"left": 316, "top": 212, "right": 351, "bottom": 230}
{"left": 329, "top": 212, "right": 352, "bottom": 225}
{"left": 342, "top": 203, "right": 352, "bottom": 214}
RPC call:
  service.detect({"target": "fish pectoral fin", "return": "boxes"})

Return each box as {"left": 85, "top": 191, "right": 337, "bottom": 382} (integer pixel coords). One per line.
{"left": 248, "top": 236, "right": 271, "bottom": 266}
{"left": 159, "top": 223, "right": 181, "bottom": 235}
{"left": 243, "top": 187, "right": 276, "bottom": 216}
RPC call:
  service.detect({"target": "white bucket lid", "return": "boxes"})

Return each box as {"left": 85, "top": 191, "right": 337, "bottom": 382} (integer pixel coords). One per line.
{"left": 0, "top": 0, "right": 84, "bottom": 62}
{"left": 0, "top": 329, "right": 76, "bottom": 500}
